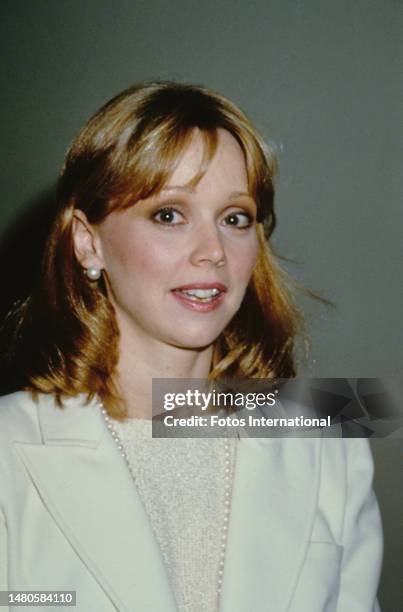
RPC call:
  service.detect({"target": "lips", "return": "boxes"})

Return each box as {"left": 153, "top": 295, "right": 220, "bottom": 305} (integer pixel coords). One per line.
{"left": 173, "top": 282, "right": 227, "bottom": 300}
{"left": 171, "top": 282, "right": 228, "bottom": 311}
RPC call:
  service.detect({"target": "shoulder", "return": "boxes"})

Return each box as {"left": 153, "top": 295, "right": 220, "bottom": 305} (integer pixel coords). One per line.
{"left": 0, "top": 391, "right": 99, "bottom": 492}
{"left": 0, "top": 391, "right": 80, "bottom": 464}
{"left": 0, "top": 391, "right": 43, "bottom": 442}
{"left": 0, "top": 392, "right": 52, "bottom": 474}
{"left": 319, "top": 436, "right": 374, "bottom": 494}
{"left": 0, "top": 392, "right": 44, "bottom": 503}
{"left": 320, "top": 435, "right": 374, "bottom": 473}
{"left": 0, "top": 391, "right": 94, "bottom": 439}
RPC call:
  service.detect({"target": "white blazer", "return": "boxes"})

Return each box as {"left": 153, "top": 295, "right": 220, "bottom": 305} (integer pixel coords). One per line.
{"left": 0, "top": 391, "right": 383, "bottom": 611}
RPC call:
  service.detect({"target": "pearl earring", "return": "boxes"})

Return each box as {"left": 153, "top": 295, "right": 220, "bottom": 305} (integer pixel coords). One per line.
{"left": 86, "top": 266, "right": 102, "bottom": 281}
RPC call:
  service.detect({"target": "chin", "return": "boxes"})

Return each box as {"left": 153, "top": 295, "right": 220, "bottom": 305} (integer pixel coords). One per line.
{"left": 167, "top": 328, "right": 223, "bottom": 351}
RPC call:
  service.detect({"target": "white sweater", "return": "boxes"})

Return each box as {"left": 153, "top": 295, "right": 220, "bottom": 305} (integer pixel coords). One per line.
{"left": 113, "top": 418, "right": 238, "bottom": 612}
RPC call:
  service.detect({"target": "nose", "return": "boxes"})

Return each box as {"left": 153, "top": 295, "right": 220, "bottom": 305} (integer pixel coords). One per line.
{"left": 189, "top": 222, "right": 226, "bottom": 267}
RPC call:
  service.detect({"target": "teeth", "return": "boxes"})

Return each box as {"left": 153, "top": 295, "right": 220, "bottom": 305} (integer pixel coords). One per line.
{"left": 175, "top": 288, "right": 222, "bottom": 302}
{"left": 181, "top": 288, "right": 221, "bottom": 298}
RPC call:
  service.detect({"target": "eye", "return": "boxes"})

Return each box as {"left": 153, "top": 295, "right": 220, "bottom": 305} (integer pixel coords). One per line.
{"left": 223, "top": 211, "right": 254, "bottom": 229}
{"left": 152, "top": 206, "right": 184, "bottom": 225}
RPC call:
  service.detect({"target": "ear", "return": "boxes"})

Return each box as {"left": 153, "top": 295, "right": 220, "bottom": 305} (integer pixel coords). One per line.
{"left": 72, "top": 210, "right": 104, "bottom": 270}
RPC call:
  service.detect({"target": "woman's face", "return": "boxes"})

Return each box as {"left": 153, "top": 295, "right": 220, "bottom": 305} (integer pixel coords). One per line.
{"left": 75, "top": 129, "right": 259, "bottom": 350}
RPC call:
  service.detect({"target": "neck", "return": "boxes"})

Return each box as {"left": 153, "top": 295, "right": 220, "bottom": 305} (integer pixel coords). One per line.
{"left": 115, "top": 332, "right": 213, "bottom": 419}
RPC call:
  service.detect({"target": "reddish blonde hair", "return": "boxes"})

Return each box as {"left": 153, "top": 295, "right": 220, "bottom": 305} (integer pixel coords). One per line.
{"left": 11, "top": 82, "right": 303, "bottom": 418}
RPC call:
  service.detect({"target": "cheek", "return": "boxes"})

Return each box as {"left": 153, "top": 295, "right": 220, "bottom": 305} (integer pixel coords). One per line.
{"left": 229, "top": 236, "right": 259, "bottom": 283}
{"left": 103, "top": 231, "right": 176, "bottom": 289}
{"left": 248, "top": 240, "right": 259, "bottom": 271}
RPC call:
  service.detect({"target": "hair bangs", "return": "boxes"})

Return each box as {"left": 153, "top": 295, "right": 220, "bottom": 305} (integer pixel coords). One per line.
{"left": 115, "top": 125, "right": 219, "bottom": 211}
{"left": 73, "top": 122, "right": 220, "bottom": 220}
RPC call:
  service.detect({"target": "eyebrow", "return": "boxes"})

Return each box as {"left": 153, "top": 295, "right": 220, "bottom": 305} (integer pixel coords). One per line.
{"left": 162, "top": 186, "right": 254, "bottom": 200}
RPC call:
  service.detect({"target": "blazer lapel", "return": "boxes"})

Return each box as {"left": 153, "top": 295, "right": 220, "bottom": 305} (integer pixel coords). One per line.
{"left": 13, "top": 394, "right": 177, "bottom": 612}
{"left": 220, "top": 436, "right": 322, "bottom": 612}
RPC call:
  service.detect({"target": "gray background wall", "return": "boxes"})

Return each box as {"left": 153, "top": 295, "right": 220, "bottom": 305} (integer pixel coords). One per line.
{"left": 1, "top": 1, "right": 402, "bottom": 608}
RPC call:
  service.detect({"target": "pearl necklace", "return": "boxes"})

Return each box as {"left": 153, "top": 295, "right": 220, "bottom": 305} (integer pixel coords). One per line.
{"left": 98, "top": 401, "right": 234, "bottom": 604}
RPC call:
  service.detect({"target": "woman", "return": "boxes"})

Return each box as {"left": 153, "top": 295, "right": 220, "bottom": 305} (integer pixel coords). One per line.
{"left": 0, "top": 82, "right": 382, "bottom": 611}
